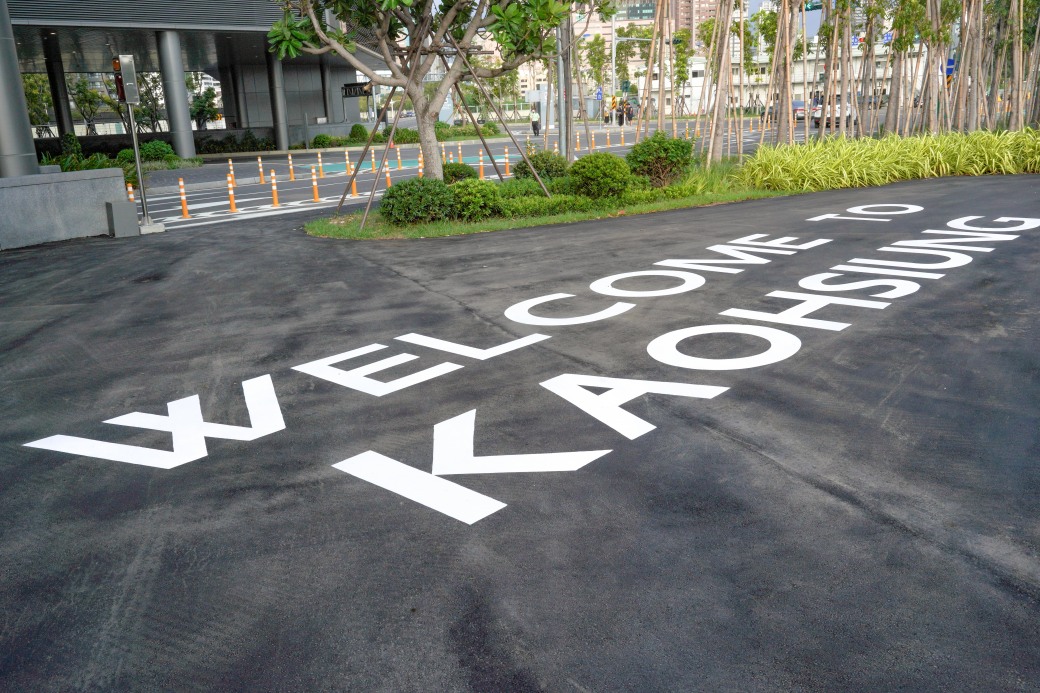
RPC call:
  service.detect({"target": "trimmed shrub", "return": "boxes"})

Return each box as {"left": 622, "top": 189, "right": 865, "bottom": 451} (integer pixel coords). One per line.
{"left": 443, "top": 162, "right": 477, "bottom": 183}
{"left": 626, "top": 131, "right": 694, "bottom": 187}
{"left": 311, "top": 133, "right": 335, "bottom": 148}
{"left": 499, "top": 194, "right": 600, "bottom": 217}
{"left": 569, "top": 153, "right": 631, "bottom": 198}
{"left": 139, "top": 139, "right": 175, "bottom": 161}
{"left": 450, "top": 178, "right": 501, "bottom": 221}
{"left": 60, "top": 132, "right": 82, "bottom": 158}
{"left": 547, "top": 176, "right": 576, "bottom": 195}
{"left": 387, "top": 127, "right": 420, "bottom": 144}
{"left": 513, "top": 150, "right": 568, "bottom": 180}
{"left": 115, "top": 148, "right": 135, "bottom": 165}
{"left": 434, "top": 120, "right": 450, "bottom": 135}
{"left": 498, "top": 177, "right": 544, "bottom": 198}
{"left": 348, "top": 124, "right": 369, "bottom": 141}
{"left": 380, "top": 178, "right": 454, "bottom": 225}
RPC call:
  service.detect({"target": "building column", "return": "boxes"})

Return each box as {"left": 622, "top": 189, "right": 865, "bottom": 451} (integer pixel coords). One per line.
{"left": 320, "top": 56, "right": 333, "bottom": 122}
{"left": 217, "top": 64, "right": 237, "bottom": 128}
{"left": 156, "top": 30, "right": 195, "bottom": 158}
{"left": 265, "top": 50, "right": 288, "bottom": 150}
{"left": 0, "top": 0, "right": 38, "bottom": 177}
{"left": 42, "top": 29, "right": 74, "bottom": 137}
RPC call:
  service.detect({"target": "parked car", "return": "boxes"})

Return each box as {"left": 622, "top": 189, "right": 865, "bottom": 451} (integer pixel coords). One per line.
{"left": 763, "top": 100, "right": 807, "bottom": 121}
{"left": 811, "top": 97, "right": 858, "bottom": 128}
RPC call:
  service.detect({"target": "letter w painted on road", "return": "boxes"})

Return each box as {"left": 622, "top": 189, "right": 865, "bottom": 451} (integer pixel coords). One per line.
{"left": 24, "top": 375, "right": 285, "bottom": 469}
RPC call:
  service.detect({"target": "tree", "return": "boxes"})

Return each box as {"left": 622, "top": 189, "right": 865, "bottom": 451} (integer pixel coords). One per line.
{"left": 614, "top": 24, "right": 652, "bottom": 90}
{"left": 581, "top": 33, "right": 609, "bottom": 90}
{"left": 267, "top": 0, "right": 614, "bottom": 180}
{"left": 191, "top": 87, "right": 220, "bottom": 129}
{"left": 22, "top": 73, "right": 53, "bottom": 137}
{"left": 134, "top": 74, "right": 165, "bottom": 132}
{"left": 68, "top": 78, "right": 103, "bottom": 135}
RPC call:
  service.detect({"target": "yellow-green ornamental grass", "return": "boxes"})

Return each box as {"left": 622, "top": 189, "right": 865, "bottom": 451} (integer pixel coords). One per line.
{"left": 738, "top": 128, "right": 1040, "bottom": 192}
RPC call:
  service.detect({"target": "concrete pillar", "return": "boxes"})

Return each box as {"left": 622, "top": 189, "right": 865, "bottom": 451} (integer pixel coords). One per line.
{"left": 156, "top": 30, "right": 195, "bottom": 158}
{"left": 232, "top": 64, "right": 249, "bottom": 129}
{"left": 266, "top": 50, "right": 289, "bottom": 150}
{"left": 217, "top": 64, "right": 237, "bottom": 128}
{"left": 0, "top": 0, "right": 38, "bottom": 177}
{"left": 320, "top": 56, "right": 333, "bottom": 122}
{"left": 42, "top": 30, "right": 74, "bottom": 137}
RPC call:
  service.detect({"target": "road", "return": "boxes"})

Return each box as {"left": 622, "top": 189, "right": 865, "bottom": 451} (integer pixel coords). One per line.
{"left": 3, "top": 176, "right": 1038, "bottom": 691}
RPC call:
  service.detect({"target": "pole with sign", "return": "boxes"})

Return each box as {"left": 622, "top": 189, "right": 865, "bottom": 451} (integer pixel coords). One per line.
{"left": 114, "top": 55, "right": 161, "bottom": 232}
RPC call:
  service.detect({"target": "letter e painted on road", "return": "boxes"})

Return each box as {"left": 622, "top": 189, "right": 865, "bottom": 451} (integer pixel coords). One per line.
{"left": 293, "top": 344, "right": 463, "bottom": 397}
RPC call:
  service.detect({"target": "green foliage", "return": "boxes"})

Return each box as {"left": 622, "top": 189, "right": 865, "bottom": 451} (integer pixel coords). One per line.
{"left": 569, "top": 153, "right": 631, "bottom": 198}
{"left": 60, "top": 133, "right": 82, "bottom": 158}
{"left": 513, "top": 150, "right": 568, "bottom": 179}
{"left": 547, "top": 175, "right": 576, "bottom": 195}
{"left": 626, "top": 132, "right": 694, "bottom": 187}
{"left": 497, "top": 177, "right": 544, "bottom": 198}
{"left": 22, "top": 74, "right": 52, "bottom": 127}
{"left": 311, "top": 133, "right": 335, "bottom": 148}
{"left": 380, "top": 178, "right": 454, "bottom": 225}
{"left": 443, "top": 162, "right": 477, "bottom": 183}
{"left": 139, "top": 139, "right": 175, "bottom": 161}
{"left": 499, "top": 194, "right": 602, "bottom": 217}
{"left": 387, "top": 127, "right": 420, "bottom": 144}
{"left": 68, "top": 78, "right": 103, "bottom": 129}
{"left": 450, "top": 178, "right": 502, "bottom": 221}
{"left": 115, "top": 148, "right": 135, "bottom": 165}
{"left": 189, "top": 86, "right": 220, "bottom": 129}
{"left": 736, "top": 130, "right": 1040, "bottom": 192}
{"left": 434, "top": 120, "right": 450, "bottom": 135}
{"left": 349, "top": 124, "right": 370, "bottom": 141}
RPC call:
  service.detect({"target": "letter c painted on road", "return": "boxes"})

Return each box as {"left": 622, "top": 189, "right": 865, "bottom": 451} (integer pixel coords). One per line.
{"left": 504, "top": 293, "right": 636, "bottom": 326}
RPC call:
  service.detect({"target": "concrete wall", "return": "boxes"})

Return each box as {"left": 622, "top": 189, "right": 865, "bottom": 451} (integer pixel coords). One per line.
{"left": 0, "top": 168, "right": 127, "bottom": 250}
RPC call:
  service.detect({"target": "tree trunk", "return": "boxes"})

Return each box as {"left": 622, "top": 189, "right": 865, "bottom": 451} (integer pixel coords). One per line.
{"left": 885, "top": 46, "right": 903, "bottom": 135}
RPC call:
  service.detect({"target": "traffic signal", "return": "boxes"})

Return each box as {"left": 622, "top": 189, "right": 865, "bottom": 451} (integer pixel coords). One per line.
{"left": 112, "top": 55, "right": 140, "bottom": 105}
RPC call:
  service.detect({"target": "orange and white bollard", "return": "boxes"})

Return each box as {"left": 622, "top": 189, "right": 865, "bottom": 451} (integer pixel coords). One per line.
{"left": 449, "top": 152, "right": 455, "bottom": 164}
{"left": 385, "top": 167, "right": 392, "bottom": 188}
{"left": 257, "top": 156, "right": 265, "bottom": 184}
{"left": 418, "top": 156, "right": 424, "bottom": 178}
{"left": 575, "top": 132, "right": 581, "bottom": 151}
{"left": 504, "top": 147, "right": 510, "bottom": 176}
{"left": 310, "top": 165, "right": 320, "bottom": 202}
{"left": 553, "top": 140, "right": 559, "bottom": 155}
{"left": 270, "top": 170, "right": 280, "bottom": 207}
{"left": 526, "top": 133, "right": 531, "bottom": 150}
{"left": 317, "top": 151, "right": 325, "bottom": 178}
{"left": 457, "top": 142, "right": 463, "bottom": 163}
{"left": 126, "top": 183, "right": 135, "bottom": 202}
{"left": 178, "top": 177, "right": 190, "bottom": 218}
{"left": 478, "top": 150, "right": 484, "bottom": 180}
{"left": 396, "top": 148, "right": 403, "bottom": 171}
{"left": 370, "top": 150, "right": 377, "bottom": 173}
{"left": 685, "top": 121, "right": 690, "bottom": 139}
{"left": 350, "top": 175, "right": 358, "bottom": 197}
{"left": 606, "top": 130, "right": 612, "bottom": 147}
{"left": 228, "top": 159, "right": 236, "bottom": 187}
{"left": 227, "top": 174, "right": 239, "bottom": 213}
{"left": 287, "top": 153, "right": 296, "bottom": 181}
{"left": 621, "top": 129, "right": 625, "bottom": 146}
{"left": 441, "top": 143, "right": 447, "bottom": 164}
{"left": 591, "top": 132, "right": 596, "bottom": 150}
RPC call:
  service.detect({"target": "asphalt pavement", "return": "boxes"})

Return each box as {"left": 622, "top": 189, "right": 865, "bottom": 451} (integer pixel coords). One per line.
{"left": 2, "top": 175, "right": 1039, "bottom": 691}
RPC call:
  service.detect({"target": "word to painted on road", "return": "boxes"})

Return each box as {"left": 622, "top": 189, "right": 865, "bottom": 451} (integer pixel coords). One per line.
{"left": 26, "top": 209, "right": 1039, "bottom": 524}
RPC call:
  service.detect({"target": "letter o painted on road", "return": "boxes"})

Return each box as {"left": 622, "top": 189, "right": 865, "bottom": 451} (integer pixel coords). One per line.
{"left": 647, "top": 324, "right": 802, "bottom": 371}
{"left": 846, "top": 204, "right": 923, "bottom": 216}
{"left": 590, "top": 270, "right": 705, "bottom": 297}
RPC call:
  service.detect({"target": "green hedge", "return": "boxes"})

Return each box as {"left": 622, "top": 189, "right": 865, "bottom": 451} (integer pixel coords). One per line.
{"left": 570, "top": 153, "right": 631, "bottom": 198}
{"left": 737, "top": 129, "right": 1040, "bottom": 191}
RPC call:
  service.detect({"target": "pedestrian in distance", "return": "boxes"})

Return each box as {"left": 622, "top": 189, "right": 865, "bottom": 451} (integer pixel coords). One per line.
{"left": 617, "top": 104, "right": 625, "bottom": 127}
{"left": 531, "top": 109, "right": 540, "bottom": 136}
